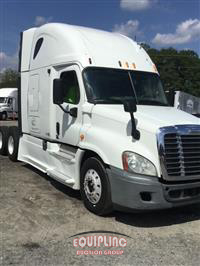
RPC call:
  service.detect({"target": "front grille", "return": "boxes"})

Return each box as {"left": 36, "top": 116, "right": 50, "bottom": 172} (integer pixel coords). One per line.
{"left": 158, "top": 125, "right": 200, "bottom": 181}
{"left": 164, "top": 133, "right": 200, "bottom": 177}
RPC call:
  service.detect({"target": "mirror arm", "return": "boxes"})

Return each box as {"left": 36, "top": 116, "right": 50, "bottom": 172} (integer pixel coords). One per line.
{"left": 58, "top": 104, "right": 77, "bottom": 118}
{"left": 58, "top": 104, "right": 70, "bottom": 114}
{"left": 130, "top": 112, "right": 140, "bottom": 140}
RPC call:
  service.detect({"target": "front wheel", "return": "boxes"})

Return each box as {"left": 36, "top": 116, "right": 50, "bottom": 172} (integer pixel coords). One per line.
{"left": 80, "top": 157, "right": 113, "bottom": 215}
{"left": 1, "top": 112, "right": 7, "bottom": 120}
{"left": 7, "top": 127, "right": 19, "bottom": 162}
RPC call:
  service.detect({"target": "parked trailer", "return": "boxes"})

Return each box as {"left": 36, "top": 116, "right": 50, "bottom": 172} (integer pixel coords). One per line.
{"left": 0, "top": 88, "right": 18, "bottom": 120}
{"left": 166, "top": 90, "right": 200, "bottom": 118}
{"left": 174, "top": 91, "right": 200, "bottom": 118}
{"left": 1, "top": 23, "right": 200, "bottom": 215}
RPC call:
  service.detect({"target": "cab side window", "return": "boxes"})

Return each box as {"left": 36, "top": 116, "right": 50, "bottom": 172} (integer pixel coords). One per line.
{"left": 33, "top": 38, "right": 44, "bottom": 59}
{"left": 61, "top": 71, "right": 80, "bottom": 104}
{"left": 8, "top": 98, "right": 13, "bottom": 105}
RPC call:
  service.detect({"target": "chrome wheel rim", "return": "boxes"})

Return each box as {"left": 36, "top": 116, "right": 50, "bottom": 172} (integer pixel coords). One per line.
{"left": 8, "top": 136, "right": 14, "bottom": 155}
{"left": 0, "top": 132, "right": 2, "bottom": 149}
{"left": 84, "top": 169, "right": 102, "bottom": 204}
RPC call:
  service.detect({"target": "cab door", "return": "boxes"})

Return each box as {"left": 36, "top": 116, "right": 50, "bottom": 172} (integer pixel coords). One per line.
{"left": 55, "top": 65, "right": 83, "bottom": 146}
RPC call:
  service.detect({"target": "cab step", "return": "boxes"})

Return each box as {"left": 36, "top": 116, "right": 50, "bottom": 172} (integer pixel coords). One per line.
{"left": 47, "top": 169, "right": 75, "bottom": 186}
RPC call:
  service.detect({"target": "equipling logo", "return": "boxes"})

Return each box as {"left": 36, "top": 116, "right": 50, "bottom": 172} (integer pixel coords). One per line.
{"left": 68, "top": 230, "right": 132, "bottom": 256}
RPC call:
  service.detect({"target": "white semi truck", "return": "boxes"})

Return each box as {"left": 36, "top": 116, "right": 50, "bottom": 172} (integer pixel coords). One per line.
{"left": 1, "top": 23, "right": 200, "bottom": 215}
{"left": 0, "top": 88, "right": 18, "bottom": 120}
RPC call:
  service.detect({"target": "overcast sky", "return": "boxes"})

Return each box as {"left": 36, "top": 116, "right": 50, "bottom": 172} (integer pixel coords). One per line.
{"left": 0, "top": 0, "right": 200, "bottom": 72}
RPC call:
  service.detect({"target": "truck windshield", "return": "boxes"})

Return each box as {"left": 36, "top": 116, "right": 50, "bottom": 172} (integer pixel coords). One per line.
{"left": 83, "top": 67, "right": 168, "bottom": 106}
{"left": 0, "top": 97, "right": 6, "bottom": 104}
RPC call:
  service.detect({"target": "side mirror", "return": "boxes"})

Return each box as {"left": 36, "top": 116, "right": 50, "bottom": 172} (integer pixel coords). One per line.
{"left": 123, "top": 99, "right": 140, "bottom": 140}
{"left": 123, "top": 99, "right": 137, "bottom": 113}
{"left": 53, "top": 79, "right": 64, "bottom": 105}
{"left": 69, "top": 107, "right": 78, "bottom": 118}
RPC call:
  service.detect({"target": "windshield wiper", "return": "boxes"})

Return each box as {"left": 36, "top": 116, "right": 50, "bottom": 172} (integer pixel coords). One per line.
{"left": 91, "top": 98, "right": 122, "bottom": 104}
{"left": 138, "top": 99, "right": 169, "bottom": 106}
{"left": 91, "top": 97, "right": 136, "bottom": 105}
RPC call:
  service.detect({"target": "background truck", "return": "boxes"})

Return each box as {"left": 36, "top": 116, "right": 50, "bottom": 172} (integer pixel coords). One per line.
{"left": 166, "top": 89, "right": 200, "bottom": 117}
{"left": 0, "top": 23, "right": 200, "bottom": 215}
{"left": 174, "top": 91, "right": 200, "bottom": 117}
{"left": 0, "top": 88, "right": 18, "bottom": 120}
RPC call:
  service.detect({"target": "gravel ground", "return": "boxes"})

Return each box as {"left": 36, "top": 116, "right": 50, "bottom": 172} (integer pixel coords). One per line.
{"left": 0, "top": 155, "right": 200, "bottom": 266}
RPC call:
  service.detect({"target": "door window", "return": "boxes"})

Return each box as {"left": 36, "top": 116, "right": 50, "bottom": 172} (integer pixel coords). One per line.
{"left": 8, "top": 98, "right": 13, "bottom": 105}
{"left": 61, "top": 71, "right": 80, "bottom": 104}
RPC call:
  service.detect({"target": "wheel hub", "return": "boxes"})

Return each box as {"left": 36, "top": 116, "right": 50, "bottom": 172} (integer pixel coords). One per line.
{"left": 8, "top": 136, "right": 14, "bottom": 155}
{"left": 0, "top": 132, "right": 2, "bottom": 149}
{"left": 84, "top": 169, "right": 102, "bottom": 204}
{"left": 88, "top": 180, "right": 95, "bottom": 192}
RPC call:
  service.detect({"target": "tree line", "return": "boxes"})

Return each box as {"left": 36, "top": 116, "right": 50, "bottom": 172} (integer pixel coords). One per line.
{"left": 0, "top": 69, "right": 19, "bottom": 88}
{"left": 142, "top": 44, "right": 200, "bottom": 97}
{"left": 0, "top": 46, "right": 200, "bottom": 97}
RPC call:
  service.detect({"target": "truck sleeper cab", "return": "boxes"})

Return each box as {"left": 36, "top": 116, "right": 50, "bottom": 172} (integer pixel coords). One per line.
{"left": 2, "top": 23, "right": 200, "bottom": 215}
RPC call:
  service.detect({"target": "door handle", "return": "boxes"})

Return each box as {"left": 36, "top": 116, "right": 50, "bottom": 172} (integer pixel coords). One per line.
{"left": 56, "top": 122, "right": 60, "bottom": 139}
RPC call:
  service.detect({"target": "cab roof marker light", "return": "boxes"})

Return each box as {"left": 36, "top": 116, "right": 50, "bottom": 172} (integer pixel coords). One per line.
{"left": 89, "top": 58, "right": 92, "bottom": 64}
{"left": 126, "top": 62, "right": 129, "bottom": 68}
{"left": 118, "top": 61, "right": 122, "bottom": 67}
{"left": 132, "top": 63, "right": 136, "bottom": 69}
{"left": 153, "top": 64, "right": 158, "bottom": 73}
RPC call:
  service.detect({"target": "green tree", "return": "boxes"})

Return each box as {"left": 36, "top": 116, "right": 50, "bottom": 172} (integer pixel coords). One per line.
{"left": 144, "top": 46, "right": 200, "bottom": 97}
{"left": 140, "top": 43, "right": 151, "bottom": 51}
{"left": 0, "top": 69, "right": 19, "bottom": 88}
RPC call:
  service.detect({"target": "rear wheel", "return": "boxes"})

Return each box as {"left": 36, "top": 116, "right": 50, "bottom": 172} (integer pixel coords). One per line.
{"left": 0, "top": 126, "right": 9, "bottom": 155}
{"left": 80, "top": 157, "right": 113, "bottom": 215}
{"left": 7, "top": 127, "right": 19, "bottom": 161}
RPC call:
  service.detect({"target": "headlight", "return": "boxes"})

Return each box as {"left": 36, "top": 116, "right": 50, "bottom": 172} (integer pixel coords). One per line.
{"left": 122, "top": 151, "right": 157, "bottom": 176}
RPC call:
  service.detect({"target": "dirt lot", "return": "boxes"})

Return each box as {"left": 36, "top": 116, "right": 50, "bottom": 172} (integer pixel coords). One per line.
{"left": 0, "top": 154, "right": 200, "bottom": 266}
{"left": 0, "top": 116, "right": 200, "bottom": 266}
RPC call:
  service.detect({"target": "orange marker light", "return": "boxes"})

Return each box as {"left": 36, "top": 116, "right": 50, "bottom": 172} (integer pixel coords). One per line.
{"left": 132, "top": 63, "right": 136, "bottom": 69}
{"left": 122, "top": 153, "right": 129, "bottom": 171}
{"left": 125, "top": 62, "right": 129, "bottom": 68}
{"left": 153, "top": 64, "right": 158, "bottom": 73}
{"left": 80, "top": 134, "right": 84, "bottom": 141}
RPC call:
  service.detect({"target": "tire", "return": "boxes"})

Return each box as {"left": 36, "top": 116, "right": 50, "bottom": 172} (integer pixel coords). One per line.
{"left": 1, "top": 112, "right": 7, "bottom": 121}
{"left": 80, "top": 157, "right": 113, "bottom": 215}
{"left": 7, "top": 126, "right": 19, "bottom": 162}
{"left": 0, "top": 126, "right": 9, "bottom": 155}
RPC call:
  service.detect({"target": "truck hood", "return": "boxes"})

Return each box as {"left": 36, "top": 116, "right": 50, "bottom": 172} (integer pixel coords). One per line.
{"left": 91, "top": 104, "right": 200, "bottom": 133}
{"left": 0, "top": 103, "right": 8, "bottom": 108}
{"left": 83, "top": 104, "right": 200, "bottom": 175}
